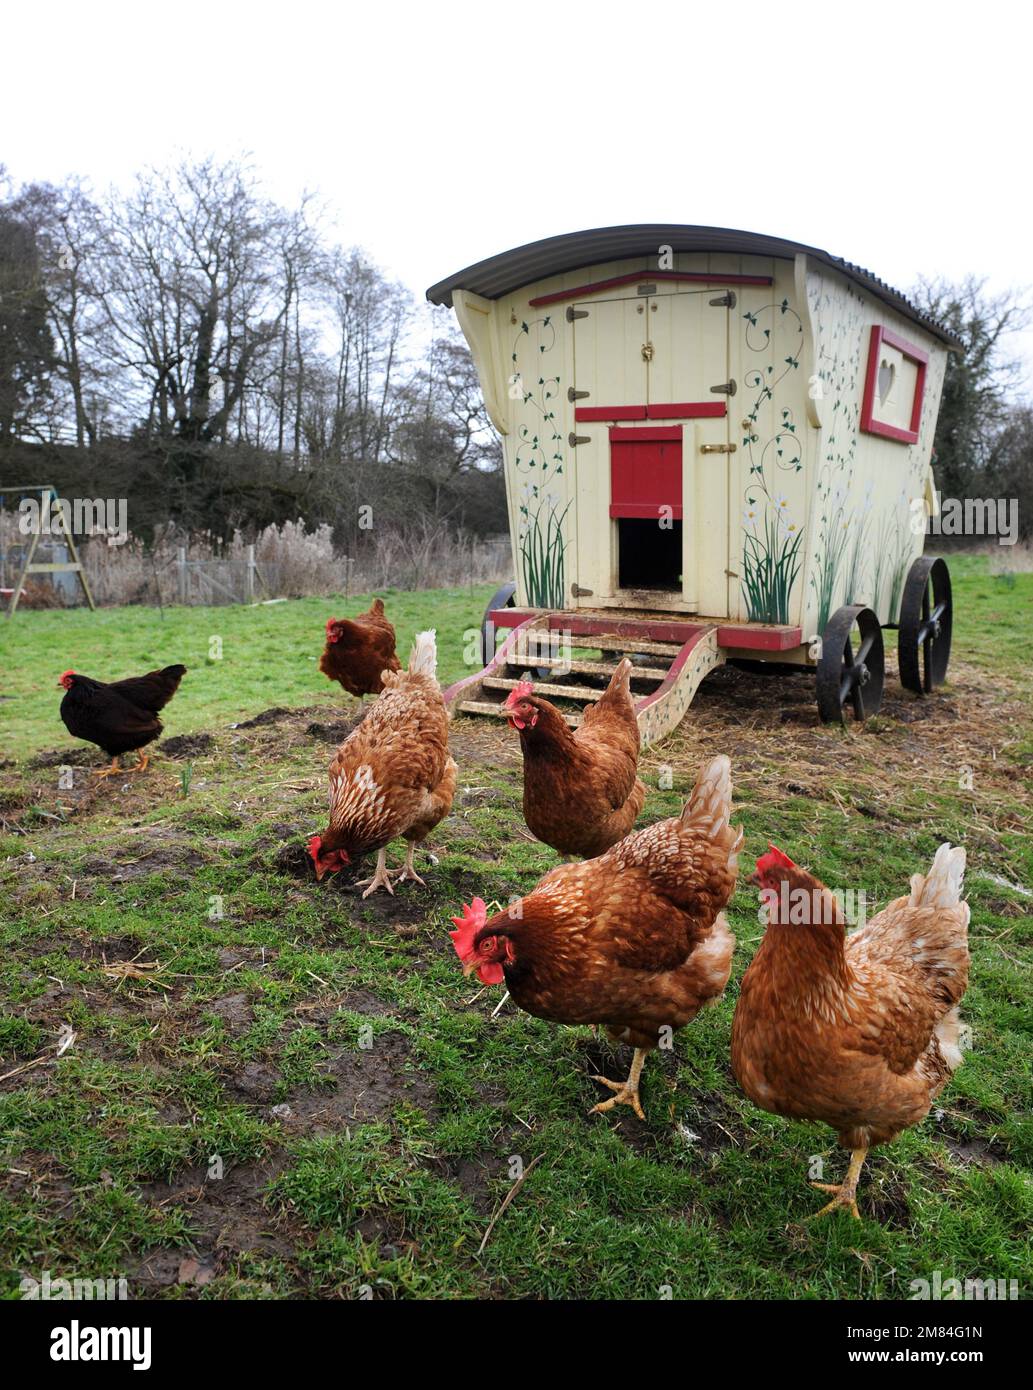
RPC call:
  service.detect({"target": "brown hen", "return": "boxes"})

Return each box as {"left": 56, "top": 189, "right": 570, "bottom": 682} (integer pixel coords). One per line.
{"left": 503, "top": 657, "right": 646, "bottom": 858}
{"left": 451, "top": 755, "right": 740, "bottom": 1119}
{"left": 731, "top": 843, "right": 970, "bottom": 1219}
{"left": 309, "top": 630, "right": 456, "bottom": 897}
{"left": 319, "top": 597, "right": 400, "bottom": 699}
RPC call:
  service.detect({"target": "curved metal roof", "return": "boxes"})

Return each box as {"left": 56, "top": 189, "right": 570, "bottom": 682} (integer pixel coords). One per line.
{"left": 426, "top": 224, "right": 962, "bottom": 347}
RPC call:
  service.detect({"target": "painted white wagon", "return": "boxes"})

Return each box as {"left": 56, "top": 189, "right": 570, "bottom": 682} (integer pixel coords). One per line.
{"left": 427, "top": 226, "right": 961, "bottom": 740}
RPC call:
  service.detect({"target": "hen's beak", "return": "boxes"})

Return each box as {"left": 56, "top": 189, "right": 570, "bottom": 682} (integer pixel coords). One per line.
{"left": 461, "top": 957, "right": 480, "bottom": 978}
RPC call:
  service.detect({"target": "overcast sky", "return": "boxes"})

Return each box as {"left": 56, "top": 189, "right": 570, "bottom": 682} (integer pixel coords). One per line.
{"left": 3, "top": 0, "right": 1031, "bottom": 386}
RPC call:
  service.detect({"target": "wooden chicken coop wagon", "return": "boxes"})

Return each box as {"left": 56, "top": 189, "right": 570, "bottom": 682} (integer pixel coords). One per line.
{"left": 427, "top": 226, "right": 961, "bottom": 740}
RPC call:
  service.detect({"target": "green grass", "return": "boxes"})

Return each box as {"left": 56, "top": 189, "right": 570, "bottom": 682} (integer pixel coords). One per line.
{"left": 0, "top": 561, "right": 1030, "bottom": 1300}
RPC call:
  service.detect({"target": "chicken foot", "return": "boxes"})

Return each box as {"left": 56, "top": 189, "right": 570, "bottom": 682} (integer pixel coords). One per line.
{"left": 809, "top": 1146, "right": 868, "bottom": 1220}
{"left": 128, "top": 753, "right": 150, "bottom": 774}
{"left": 390, "top": 842, "right": 426, "bottom": 888}
{"left": 356, "top": 848, "right": 394, "bottom": 899}
{"left": 93, "top": 758, "right": 122, "bottom": 779}
{"left": 590, "top": 1047, "right": 648, "bottom": 1121}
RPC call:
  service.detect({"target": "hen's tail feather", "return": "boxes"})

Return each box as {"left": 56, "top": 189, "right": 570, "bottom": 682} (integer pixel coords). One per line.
{"left": 681, "top": 755, "right": 740, "bottom": 855}
{"left": 408, "top": 629, "right": 437, "bottom": 679}
{"left": 909, "top": 842, "right": 967, "bottom": 911}
{"left": 602, "top": 657, "right": 632, "bottom": 699}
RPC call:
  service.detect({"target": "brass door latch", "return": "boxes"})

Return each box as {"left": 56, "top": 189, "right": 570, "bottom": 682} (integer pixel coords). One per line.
{"left": 700, "top": 442, "right": 737, "bottom": 454}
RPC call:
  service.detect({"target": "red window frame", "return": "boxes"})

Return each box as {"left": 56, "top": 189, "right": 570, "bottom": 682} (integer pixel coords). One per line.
{"left": 860, "top": 325, "right": 928, "bottom": 445}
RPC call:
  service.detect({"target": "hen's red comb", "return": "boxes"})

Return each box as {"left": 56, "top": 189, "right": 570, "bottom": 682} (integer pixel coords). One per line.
{"left": 503, "top": 679, "right": 534, "bottom": 710}
{"left": 59, "top": 669, "right": 75, "bottom": 681}
{"left": 307, "top": 834, "right": 322, "bottom": 861}
{"left": 325, "top": 618, "right": 338, "bottom": 636}
{"left": 756, "top": 844, "right": 797, "bottom": 877}
{"left": 449, "top": 897, "right": 488, "bottom": 960}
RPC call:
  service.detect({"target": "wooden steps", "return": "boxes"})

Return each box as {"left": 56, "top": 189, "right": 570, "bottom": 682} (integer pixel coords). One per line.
{"left": 567, "top": 634, "right": 683, "bottom": 657}
{"left": 443, "top": 612, "right": 727, "bottom": 744}
{"left": 484, "top": 675, "right": 604, "bottom": 702}
{"left": 505, "top": 653, "right": 669, "bottom": 681}
{"left": 455, "top": 697, "right": 581, "bottom": 727}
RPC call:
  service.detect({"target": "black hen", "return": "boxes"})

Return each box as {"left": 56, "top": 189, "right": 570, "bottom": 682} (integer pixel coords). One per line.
{"left": 58, "top": 665, "right": 187, "bottom": 776}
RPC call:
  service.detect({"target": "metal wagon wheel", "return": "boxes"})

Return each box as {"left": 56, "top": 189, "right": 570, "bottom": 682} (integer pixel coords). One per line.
{"left": 816, "top": 604, "right": 885, "bottom": 724}
{"left": 480, "top": 582, "right": 516, "bottom": 665}
{"left": 898, "top": 556, "right": 952, "bottom": 694}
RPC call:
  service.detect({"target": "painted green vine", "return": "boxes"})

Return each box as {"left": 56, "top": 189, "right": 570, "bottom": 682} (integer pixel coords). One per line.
{"left": 740, "top": 299, "right": 805, "bottom": 623}
{"left": 509, "top": 316, "right": 568, "bottom": 608}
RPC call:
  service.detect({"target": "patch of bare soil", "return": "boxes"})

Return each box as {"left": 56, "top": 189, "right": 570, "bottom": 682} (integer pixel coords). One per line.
{"left": 305, "top": 719, "right": 354, "bottom": 743}
{"left": 214, "top": 946, "right": 279, "bottom": 974}
{"left": 447, "top": 725, "right": 521, "bottom": 772}
{"left": 2, "top": 1151, "right": 76, "bottom": 1216}
{"left": 438, "top": 1149, "right": 512, "bottom": 1218}
{"left": 78, "top": 841, "right": 207, "bottom": 882}
{"left": 647, "top": 656, "right": 1030, "bottom": 826}
{"left": 159, "top": 733, "right": 215, "bottom": 758}
{"left": 942, "top": 1135, "right": 1007, "bottom": 1166}
{"left": 275, "top": 1032, "right": 438, "bottom": 1134}
{"left": 204, "top": 992, "right": 253, "bottom": 1036}
{"left": 132, "top": 1153, "right": 298, "bottom": 1293}
{"left": 271, "top": 841, "right": 321, "bottom": 881}
{"left": 30, "top": 748, "right": 98, "bottom": 769}
{"left": 232, "top": 707, "right": 294, "bottom": 729}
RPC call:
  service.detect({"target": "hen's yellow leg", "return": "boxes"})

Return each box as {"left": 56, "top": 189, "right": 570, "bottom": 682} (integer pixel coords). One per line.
{"left": 129, "top": 753, "right": 150, "bottom": 774}
{"left": 809, "top": 1146, "right": 868, "bottom": 1220}
{"left": 591, "top": 1047, "right": 648, "bottom": 1121}
{"left": 391, "top": 842, "right": 426, "bottom": 887}
{"left": 93, "top": 757, "right": 121, "bottom": 779}
{"left": 356, "top": 848, "right": 394, "bottom": 899}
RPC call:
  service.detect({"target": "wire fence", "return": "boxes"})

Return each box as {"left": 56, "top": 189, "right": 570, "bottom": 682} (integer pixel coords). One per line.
{"left": 0, "top": 514, "right": 512, "bottom": 609}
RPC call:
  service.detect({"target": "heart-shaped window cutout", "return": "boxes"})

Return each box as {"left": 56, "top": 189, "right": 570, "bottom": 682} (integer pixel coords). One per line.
{"left": 877, "top": 359, "right": 895, "bottom": 404}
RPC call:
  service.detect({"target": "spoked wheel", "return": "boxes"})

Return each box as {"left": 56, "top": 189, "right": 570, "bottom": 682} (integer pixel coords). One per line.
{"left": 480, "top": 581, "right": 516, "bottom": 665}
{"left": 816, "top": 604, "right": 885, "bottom": 724}
{"left": 898, "top": 557, "right": 952, "bottom": 694}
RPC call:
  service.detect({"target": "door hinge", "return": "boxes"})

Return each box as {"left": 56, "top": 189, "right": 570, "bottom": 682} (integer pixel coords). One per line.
{"left": 571, "top": 584, "right": 594, "bottom": 597}
{"left": 568, "top": 432, "right": 590, "bottom": 447}
{"left": 710, "top": 378, "right": 737, "bottom": 395}
{"left": 709, "top": 291, "right": 737, "bottom": 308}
{"left": 566, "top": 306, "right": 589, "bottom": 321}
{"left": 567, "top": 386, "right": 590, "bottom": 402}
{"left": 701, "top": 442, "right": 738, "bottom": 454}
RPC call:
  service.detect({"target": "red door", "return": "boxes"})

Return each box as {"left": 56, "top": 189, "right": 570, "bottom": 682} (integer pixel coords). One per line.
{"left": 609, "top": 426, "right": 683, "bottom": 520}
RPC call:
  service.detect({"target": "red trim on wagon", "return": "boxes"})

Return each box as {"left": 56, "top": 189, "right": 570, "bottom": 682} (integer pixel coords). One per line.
{"left": 608, "top": 426, "right": 682, "bottom": 442}
{"left": 574, "top": 401, "right": 726, "bottom": 422}
{"left": 529, "top": 270, "right": 773, "bottom": 307}
{"left": 488, "top": 610, "right": 803, "bottom": 652}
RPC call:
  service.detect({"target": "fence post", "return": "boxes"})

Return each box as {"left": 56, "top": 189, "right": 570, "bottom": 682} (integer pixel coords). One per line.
{"left": 177, "top": 547, "right": 187, "bottom": 604}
